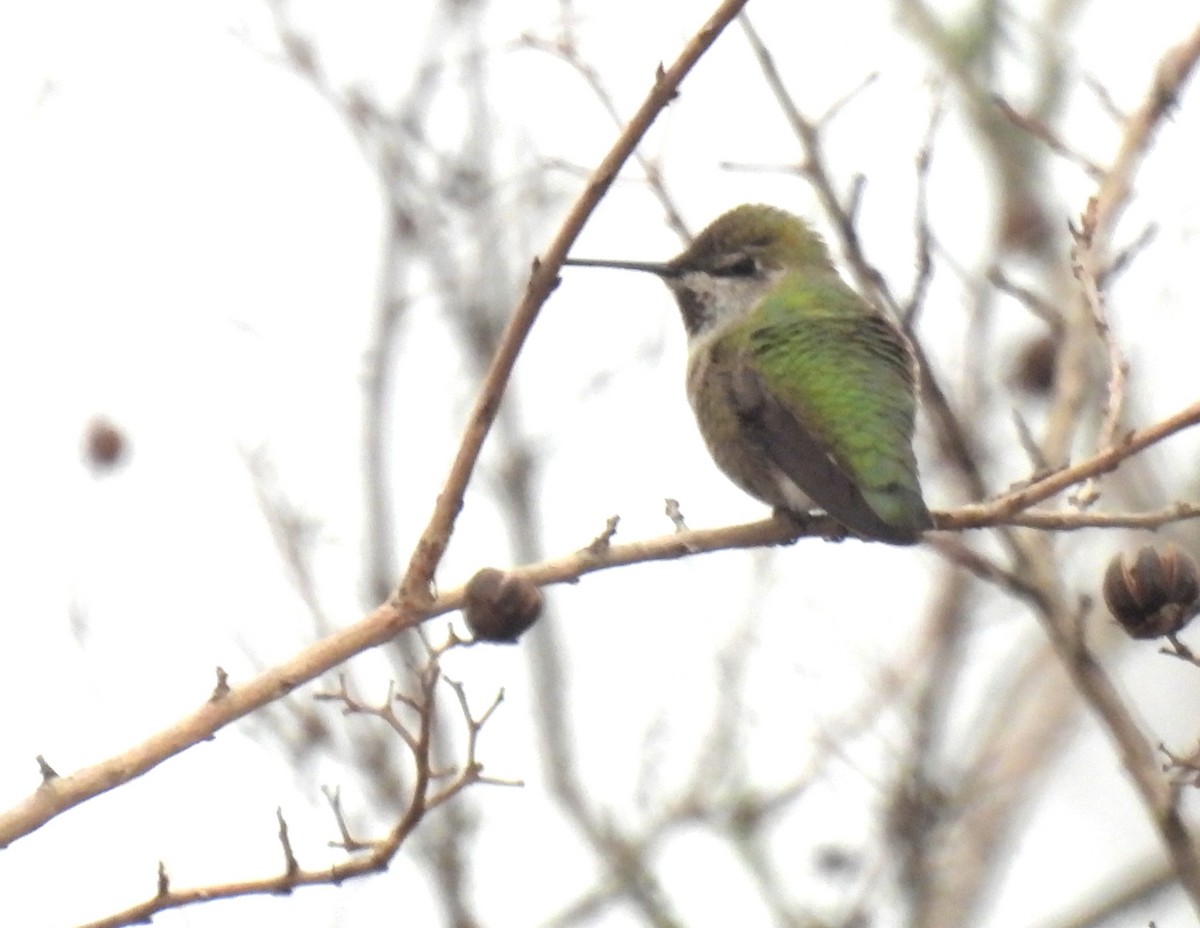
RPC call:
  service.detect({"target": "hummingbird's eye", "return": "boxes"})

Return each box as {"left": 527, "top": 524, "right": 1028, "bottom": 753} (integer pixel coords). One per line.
{"left": 719, "top": 256, "right": 758, "bottom": 277}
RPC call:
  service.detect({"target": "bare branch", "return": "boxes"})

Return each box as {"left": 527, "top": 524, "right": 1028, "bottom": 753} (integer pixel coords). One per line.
{"left": 78, "top": 636, "right": 513, "bottom": 927}
{"left": 0, "top": 0, "right": 751, "bottom": 853}
{"left": 991, "top": 94, "right": 1105, "bottom": 180}
{"left": 987, "top": 267, "right": 1063, "bottom": 330}
{"left": 518, "top": 31, "right": 691, "bottom": 241}
{"left": 396, "top": 0, "right": 752, "bottom": 609}
{"left": 1070, "top": 197, "right": 1131, "bottom": 504}
{"left": 944, "top": 398, "right": 1200, "bottom": 529}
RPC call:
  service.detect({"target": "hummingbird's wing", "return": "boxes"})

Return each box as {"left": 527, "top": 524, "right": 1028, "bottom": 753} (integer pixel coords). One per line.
{"left": 728, "top": 275, "right": 931, "bottom": 544}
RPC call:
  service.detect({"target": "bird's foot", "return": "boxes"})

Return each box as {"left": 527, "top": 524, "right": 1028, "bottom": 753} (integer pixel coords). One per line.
{"left": 772, "top": 508, "right": 848, "bottom": 544}
{"left": 770, "top": 507, "right": 808, "bottom": 545}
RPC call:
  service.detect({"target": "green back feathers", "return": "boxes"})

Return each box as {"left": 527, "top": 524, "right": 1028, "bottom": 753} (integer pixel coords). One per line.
{"left": 734, "top": 271, "right": 928, "bottom": 535}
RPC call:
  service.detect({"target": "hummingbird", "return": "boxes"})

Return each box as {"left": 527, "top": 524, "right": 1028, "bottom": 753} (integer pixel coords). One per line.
{"left": 564, "top": 204, "right": 931, "bottom": 545}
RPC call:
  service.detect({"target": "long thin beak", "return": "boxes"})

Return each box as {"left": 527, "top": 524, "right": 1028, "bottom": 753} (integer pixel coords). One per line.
{"left": 563, "top": 257, "right": 674, "bottom": 277}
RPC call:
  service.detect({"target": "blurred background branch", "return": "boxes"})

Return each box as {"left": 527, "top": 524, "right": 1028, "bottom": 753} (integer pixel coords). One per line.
{"left": 4, "top": 3, "right": 1200, "bottom": 928}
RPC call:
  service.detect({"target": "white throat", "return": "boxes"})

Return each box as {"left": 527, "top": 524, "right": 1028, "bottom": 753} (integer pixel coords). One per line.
{"left": 667, "top": 267, "right": 787, "bottom": 346}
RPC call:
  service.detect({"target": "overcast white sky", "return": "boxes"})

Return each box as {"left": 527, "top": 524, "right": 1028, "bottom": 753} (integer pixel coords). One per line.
{"left": 3, "top": 2, "right": 1200, "bottom": 927}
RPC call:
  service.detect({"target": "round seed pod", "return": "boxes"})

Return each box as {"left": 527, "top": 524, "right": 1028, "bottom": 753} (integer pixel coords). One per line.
{"left": 463, "top": 568, "right": 543, "bottom": 643}
{"left": 1102, "top": 545, "right": 1200, "bottom": 640}
{"left": 84, "top": 417, "right": 128, "bottom": 471}
{"left": 1011, "top": 334, "right": 1057, "bottom": 396}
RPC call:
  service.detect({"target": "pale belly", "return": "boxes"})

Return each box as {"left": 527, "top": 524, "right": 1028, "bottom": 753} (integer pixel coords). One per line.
{"left": 686, "top": 348, "right": 814, "bottom": 514}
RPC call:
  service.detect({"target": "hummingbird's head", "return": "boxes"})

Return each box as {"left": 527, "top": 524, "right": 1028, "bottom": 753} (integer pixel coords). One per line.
{"left": 564, "top": 204, "right": 835, "bottom": 341}
{"left": 662, "top": 204, "right": 836, "bottom": 340}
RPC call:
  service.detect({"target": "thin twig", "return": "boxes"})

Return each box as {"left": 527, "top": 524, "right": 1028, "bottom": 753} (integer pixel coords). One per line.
{"left": 0, "top": 0, "right": 752, "bottom": 854}
{"left": 903, "top": 91, "right": 943, "bottom": 327}
{"left": 396, "top": 0, "right": 752, "bottom": 609}
{"left": 1070, "top": 196, "right": 1130, "bottom": 505}
{"left": 740, "top": 9, "right": 988, "bottom": 504}
{"left": 78, "top": 641, "right": 515, "bottom": 928}
{"left": 11, "top": 394, "right": 1200, "bottom": 857}
{"left": 519, "top": 32, "right": 691, "bottom": 242}
{"left": 987, "top": 267, "right": 1063, "bottom": 330}
{"left": 944, "top": 398, "right": 1200, "bottom": 529}
{"left": 991, "top": 94, "right": 1105, "bottom": 180}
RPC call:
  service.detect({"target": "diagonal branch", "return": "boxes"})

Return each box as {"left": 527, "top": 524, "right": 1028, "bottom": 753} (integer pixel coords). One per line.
{"left": 396, "top": 0, "right": 753, "bottom": 607}
{"left": 0, "top": 0, "right": 751, "bottom": 852}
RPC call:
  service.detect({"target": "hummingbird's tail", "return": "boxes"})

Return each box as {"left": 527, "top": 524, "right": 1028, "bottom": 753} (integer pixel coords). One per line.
{"left": 859, "top": 485, "right": 932, "bottom": 545}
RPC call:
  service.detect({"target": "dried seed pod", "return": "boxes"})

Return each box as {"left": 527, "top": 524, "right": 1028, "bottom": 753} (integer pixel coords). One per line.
{"left": 1011, "top": 334, "right": 1057, "bottom": 396}
{"left": 463, "top": 568, "right": 543, "bottom": 643}
{"left": 1103, "top": 545, "right": 1200, "bottom": 639}
{"left": 84, "top": 417, "right": 128, "bottom": 471}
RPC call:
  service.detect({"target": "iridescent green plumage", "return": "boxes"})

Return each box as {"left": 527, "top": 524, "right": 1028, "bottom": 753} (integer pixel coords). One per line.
{"left": 690, "top": 268, "right": 928, "bottom": 542}
{"left": 566, "top": 204, "right": 931, "bottom": 544}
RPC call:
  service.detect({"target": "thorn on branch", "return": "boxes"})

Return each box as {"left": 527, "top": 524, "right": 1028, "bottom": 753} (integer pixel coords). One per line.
{"left": 665, "top": 498, "right": 689, "bottom": 533}
{"left": 277, "top": 807, "right": 300, "bottom": 881}
{"left": 210, "top": 666, "right": 231, "bottom": 702}
{"left": 654, "top": 62, "right": 679, "bottom": 101}
{"left": 584, "top": 515, "right": 620, "bottom": 556}
{"left": 36, "top": 755, "right": 58, "bottom": 783}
